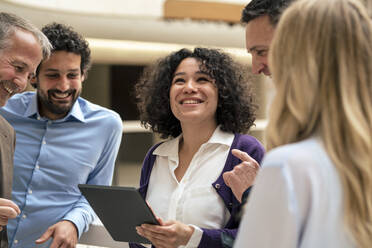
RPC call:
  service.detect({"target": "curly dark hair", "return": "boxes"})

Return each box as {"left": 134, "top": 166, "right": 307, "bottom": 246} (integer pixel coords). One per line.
{"left": 136, "top": 47, "right": 257, "bottom": 139}
{"left": 35, "top": 22, "right": 91, "bottom": 78}
{"left": 241, "top": 0, "right": 294, "bottom": 26}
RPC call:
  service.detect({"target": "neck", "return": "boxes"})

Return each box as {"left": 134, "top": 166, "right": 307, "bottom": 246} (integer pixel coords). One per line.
{"left": 37, "top": 99, "right": 68, "bottom": 120}
{"left": 180, "top": 121, "right": 218, "bottom": 153}
{"left": 39, "top": 108, "right": 67, "bottom": 120}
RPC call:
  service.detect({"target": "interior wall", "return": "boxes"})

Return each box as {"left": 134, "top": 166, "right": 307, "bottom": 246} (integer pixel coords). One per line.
{"left": 110, "top": 65, "right": 145, "bottom": 121}
{"left": 81, "top": 64, "right": 111, "bottom": 109}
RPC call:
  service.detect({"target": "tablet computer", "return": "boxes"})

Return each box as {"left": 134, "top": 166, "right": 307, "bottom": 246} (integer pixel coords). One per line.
{"left": 78, "top": 184, "right": 159, "bottom": 244}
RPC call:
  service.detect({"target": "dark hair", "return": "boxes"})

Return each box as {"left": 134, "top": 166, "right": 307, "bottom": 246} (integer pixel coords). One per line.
{"left": 136, "top": 47, "right": 257, "bottom": 139}
{"left": 241, "top": 0, "right": 294, "bottom": 26}
{"left": 36, "top": 23, "right": 91, "bottom": 78}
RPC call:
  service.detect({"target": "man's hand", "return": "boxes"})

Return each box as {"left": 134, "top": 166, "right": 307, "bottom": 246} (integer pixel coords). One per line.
{"left": 0, "top": 198, "right": 20, "bottom": 231}
{"left": 136, "top": 217, "right": 194, "bottom": 248}
{"left": 223, "top": 149, "right": 260, "bottom": 202}
{"left": 35, "top": 220, "right": 78, "bottom": 248}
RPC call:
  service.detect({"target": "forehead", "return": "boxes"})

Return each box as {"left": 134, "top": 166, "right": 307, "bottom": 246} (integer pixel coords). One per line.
{"left": 6, "top": 28, "right": 36, "bottom": 47}
{"left": 245, "top": 15, "right": 275, "bottom": 50}
{"left": 39, "top": 51, "right": 81, "bottom": 71}
{"left": 175, "top": 57, "right": 203, "bottom": 73}
{"left": 2, "top": 29, "right": 42, "bottom": 61}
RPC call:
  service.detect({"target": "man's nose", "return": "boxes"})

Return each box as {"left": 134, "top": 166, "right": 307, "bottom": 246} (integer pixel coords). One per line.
{"left": 251, "top": 58, "right": 264, "bottom": 75}
{"left": 57, "top": 76, "right": 70, "bottom": 92}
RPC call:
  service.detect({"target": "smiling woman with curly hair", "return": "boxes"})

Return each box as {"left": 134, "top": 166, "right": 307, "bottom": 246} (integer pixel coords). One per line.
{"left": 131, "top": 47, "right": 265, "bottom": 248}
{"left": 136, "top": 47, "right": 257, "bottom": 138}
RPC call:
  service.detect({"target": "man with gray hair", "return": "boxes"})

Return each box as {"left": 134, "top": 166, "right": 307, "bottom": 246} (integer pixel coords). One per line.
{"left": 0, "top": 12, "right": 51, "bottom": 247}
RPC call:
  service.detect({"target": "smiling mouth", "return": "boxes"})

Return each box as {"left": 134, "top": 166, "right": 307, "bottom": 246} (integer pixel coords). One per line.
{"left": 52, "top": 92, "right": 71, "bottom": 99}
{"left": 181, "top": 99, "right": 203, "bottom": 104}
{"left": 4, "top": 85, "right": 13, "bottom": 94}
{"left": 1, "top": 81, "right": 20, "bottom": 95}
{"left": 49, "top": 90, "right": 75, "bottom": 101}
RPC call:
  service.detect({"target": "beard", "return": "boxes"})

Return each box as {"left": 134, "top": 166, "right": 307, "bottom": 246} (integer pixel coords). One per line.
{"left": 37, "top": 88, "right": 80, "bottom": 116}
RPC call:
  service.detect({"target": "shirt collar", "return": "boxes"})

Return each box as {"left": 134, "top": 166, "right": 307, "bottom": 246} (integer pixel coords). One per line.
{"left": 24, "top": 93, "right": 86, "bottom": 123}
{"left": 153, "top": 126, "right": 233, "bottom": 157}
{"left": 207, "top": 126, "right": 234, "bottom": 146}
{"left": 24, "top": 94, "right": 39, "bottom": 118}
{"left": 153, "top": 134, "right": 181, "bottom": 159}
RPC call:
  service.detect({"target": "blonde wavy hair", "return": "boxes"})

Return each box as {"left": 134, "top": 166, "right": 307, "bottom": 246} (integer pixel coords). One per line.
{"left": 267, "top": 0, "right": 372, "bottom": 246}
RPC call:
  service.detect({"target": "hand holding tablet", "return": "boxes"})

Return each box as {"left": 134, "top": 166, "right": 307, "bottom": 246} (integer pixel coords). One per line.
{"left": 78, "top": 184, "right": 159, "bottom": 244}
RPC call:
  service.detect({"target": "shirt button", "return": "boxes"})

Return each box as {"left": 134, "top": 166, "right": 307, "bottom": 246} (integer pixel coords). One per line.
{"left": 42, "top": 140, "right": 46, "bottom": 145}
{"left": 37, "top": 116, "right": 40, "bottom": 120}
{"left": 14, "top": 240, "right": 18, "bottom": 244}
{"left": 22, "top": 214, "right": 27, "bottom": 219}
{"left": 215, "top": 184, "right": 220, "bottom": 189}
{"left": 36, "top": 164, "right": 40, "bottom": 169}
{"left": 28, "top": 189, "right": 32, "bottom": 194}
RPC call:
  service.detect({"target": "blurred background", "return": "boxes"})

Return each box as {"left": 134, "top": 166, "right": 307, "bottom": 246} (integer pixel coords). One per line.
{"left": 0, "top": 0, "right": 271, "bottom": 247}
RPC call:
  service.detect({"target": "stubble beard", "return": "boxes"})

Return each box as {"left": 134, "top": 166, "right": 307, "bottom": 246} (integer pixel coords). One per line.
{"left": 37, "top": 88, "right": 80, "bottom": 116}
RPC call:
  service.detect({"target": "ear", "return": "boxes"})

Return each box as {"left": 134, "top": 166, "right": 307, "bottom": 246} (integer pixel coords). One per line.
{"left": 30, "top": 76, "right": 38, "bottom": 88}
{"left": 81, "top": 73, "right": 85, "bottom": 82}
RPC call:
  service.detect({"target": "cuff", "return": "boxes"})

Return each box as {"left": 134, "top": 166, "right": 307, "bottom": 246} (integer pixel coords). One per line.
{"left": 184, "top": 224, "right": 203, "bottom": 248}
{"left": 63, "top": 208, "right": 93, "bottom": 238}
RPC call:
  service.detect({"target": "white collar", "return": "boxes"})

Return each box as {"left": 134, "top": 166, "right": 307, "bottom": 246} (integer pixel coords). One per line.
{"left": 153, "top": 126, "right": 234, "bottom": 158}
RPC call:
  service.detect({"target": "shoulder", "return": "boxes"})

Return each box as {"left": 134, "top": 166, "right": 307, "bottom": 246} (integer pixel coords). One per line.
{"left": 1, "top": 92, "right": 34, "bottom": 115}
{"left": 255, "top": 137, "right": 338, "bottom": 222}
{"left": 234, "top": 134, "right": 264, "bottom": 148}
{"left": 0, "top": 115, "right": 14, "bottom": 135}
{"left": 0, "top": 116, "right": 15, "bottom": 151}
{"left": 141, "top": 141, "right": 165, "bottom": 174}
{"left": 78, "top": 97, "right": 123, "bottom": 130}
{"left": 264, "top": 137, "right": 323, "bottom": 165}
{"left": 262, "top": 137, "right": 331, "bottom": 179}
{"left": 233, "top": 134, "right": 265, "bottom": 163}
{"left": 142, "top": 140, "right": 171, "bottom": 164}
{"left": 146, "top": 141, "right": 167, "bottom": 158}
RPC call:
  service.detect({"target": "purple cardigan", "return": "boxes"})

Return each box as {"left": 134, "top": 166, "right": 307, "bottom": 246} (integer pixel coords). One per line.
{"left": 130, "top": 133, "right": 265, "bottom": 248}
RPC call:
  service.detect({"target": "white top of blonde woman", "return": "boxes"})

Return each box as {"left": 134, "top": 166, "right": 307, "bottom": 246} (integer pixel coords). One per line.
{"left": 234, "top": 136, "right": 355, "bottom": 248}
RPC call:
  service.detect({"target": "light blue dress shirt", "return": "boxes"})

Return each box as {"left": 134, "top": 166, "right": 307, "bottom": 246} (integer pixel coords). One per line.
{"left": 0, "top": 92, "right": 123, "bottom": 248}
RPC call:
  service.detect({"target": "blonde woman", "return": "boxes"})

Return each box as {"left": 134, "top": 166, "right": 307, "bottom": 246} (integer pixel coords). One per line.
{"left": 234, "top": 0, "right": 372, "bottom": 247}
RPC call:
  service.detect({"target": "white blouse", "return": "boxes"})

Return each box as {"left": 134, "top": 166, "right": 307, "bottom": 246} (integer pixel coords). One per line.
{"left": 234, "top": 137, "right": 356, "bottom": 248}
{"left": 146, "top": 126, "right": 233, "bottom": 248}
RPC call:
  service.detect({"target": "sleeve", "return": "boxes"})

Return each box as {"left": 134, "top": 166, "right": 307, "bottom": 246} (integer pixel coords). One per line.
{"left": 233, "top": 159, "right": 303, "bottom": 248}
{"left": 138, "top": 142, "right": 163, "bottom": 191}
{"left": 246, "top": 137, "right": 265, "bottom": 164}
{"left": 129, "top": 243, "right": 147, "bottom": 248}
{"left": 139, "top": 148, "right": 154, "bottom": 188}
{"left": 199, "top": 227, "right": 238, "bottom": 248}
{"left": 185, "top": 225, "right": 203, "bottom": 247}
{"left": 63, "top": 114, "right": 123, "bottom": 237}
{"left": 129, "top": 144, "right": 162, "bottom": 248}
{"left": 236, "top": 135, "right": 265, "bottom": 207}
{"left": 193, "top": 136, "right": 265, "bottom": 248}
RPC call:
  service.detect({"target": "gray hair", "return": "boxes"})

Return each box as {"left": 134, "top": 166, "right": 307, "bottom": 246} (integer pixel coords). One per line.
{"left": 0, "top": 12, "right": 52, "bottom": 59}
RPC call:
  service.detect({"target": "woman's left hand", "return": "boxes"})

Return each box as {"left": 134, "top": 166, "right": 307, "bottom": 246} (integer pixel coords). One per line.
{"left": 136, "top": 218, "right": 194, "bottom": 248}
